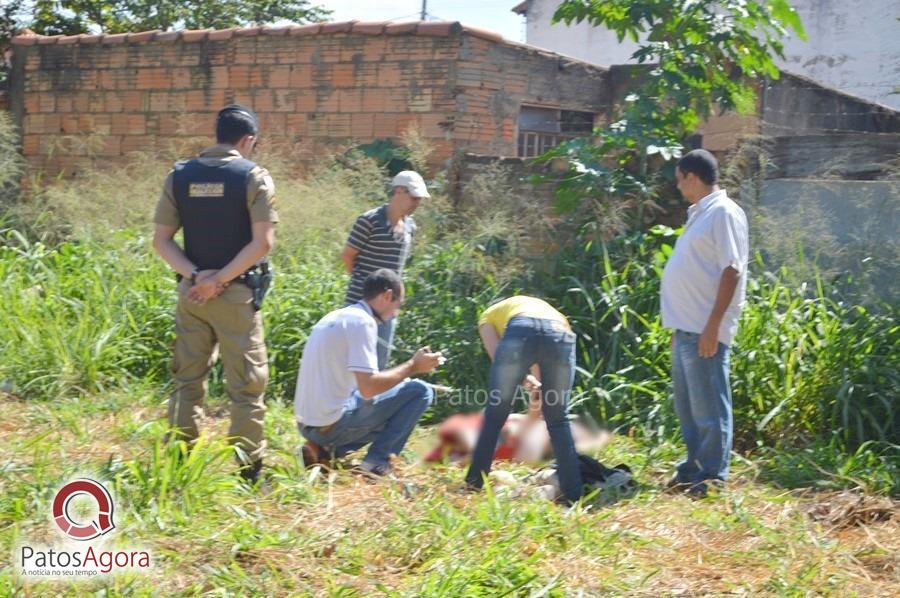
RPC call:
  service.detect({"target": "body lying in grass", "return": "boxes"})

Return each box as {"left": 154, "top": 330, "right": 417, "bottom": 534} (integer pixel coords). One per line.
{"left": 425, "top": 412, "right": 610, "bottom": 464}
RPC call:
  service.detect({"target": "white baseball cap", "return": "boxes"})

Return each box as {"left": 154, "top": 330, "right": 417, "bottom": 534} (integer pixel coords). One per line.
{"left": 390, "top": 171, "right": 430, "bottom": 198}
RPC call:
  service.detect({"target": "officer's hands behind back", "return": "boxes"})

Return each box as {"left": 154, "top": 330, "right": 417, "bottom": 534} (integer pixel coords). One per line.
{"left": 187, "top": 269, "right": 228, "bottom": 305}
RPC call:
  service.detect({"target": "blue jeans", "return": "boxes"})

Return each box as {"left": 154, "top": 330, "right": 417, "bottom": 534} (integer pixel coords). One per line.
{"left": 671, "top": 329, "right": 733, "bottom": 483}
{"left": 299, "top": 379, "right": 433, "bottom": 467}
{"left": 465, "top": 317, "right": 584, "bottom": 503}
{"left": 376, "top": 316, "right": 397, "bottom": 370}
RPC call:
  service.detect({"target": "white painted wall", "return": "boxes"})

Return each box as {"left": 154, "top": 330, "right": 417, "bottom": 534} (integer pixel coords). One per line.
{"left": 520, "top": 0, "right": 646, "bottom": 66}
{"left": 518, "top": 0, "right": 900, "bottom": 110}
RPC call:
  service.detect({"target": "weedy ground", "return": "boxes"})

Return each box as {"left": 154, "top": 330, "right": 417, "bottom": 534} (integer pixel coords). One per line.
{"left": 2, "top": 129, "right": 897, "bottom": 596}
{"left": 2, "top": 390, "right": 897, "bottom": 596}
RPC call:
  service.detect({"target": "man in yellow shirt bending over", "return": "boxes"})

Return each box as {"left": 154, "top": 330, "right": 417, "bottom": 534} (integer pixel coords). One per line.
{"left": 465, "top": 296, "right": 584, "bottom": 504}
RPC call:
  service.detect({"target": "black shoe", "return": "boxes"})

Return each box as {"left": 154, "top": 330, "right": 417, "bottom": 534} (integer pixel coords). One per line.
{"left": 685, "top": 481, "right": 708, "bottom": 498}
{"left": 460, "top": 480, "right": 482, "bottom": 494}
{"left": 688, "top": 478, "right": 725, "bottom": 498}
{"left": 685, "top": 478, "right": 727, "bottom": 498}
{"left": 351, "top": 461, "right": 395, "bottom": 482}
{"left": 664, "top": 475, "right": 692, "bottom": 493}
{"left": 238, "top": 460, "right": 263, "bottom": 485}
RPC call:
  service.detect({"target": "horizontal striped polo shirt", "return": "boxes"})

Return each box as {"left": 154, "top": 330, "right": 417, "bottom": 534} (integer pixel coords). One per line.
{"left": 344, "top": 204, "right": 416, "bottom": 305}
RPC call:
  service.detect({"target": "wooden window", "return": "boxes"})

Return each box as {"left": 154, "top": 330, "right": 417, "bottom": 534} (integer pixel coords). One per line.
{"left": 517, "top": 106, "right": 594, "bottom": 157}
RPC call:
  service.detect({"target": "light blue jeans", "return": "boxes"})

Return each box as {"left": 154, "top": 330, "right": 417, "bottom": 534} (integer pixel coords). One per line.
{"left": 671, "top": 329, "right": 733, "bottom": 483}
{"left": 299, "top": 379, "right": 433, "bottom": 467}
{"left": 465, "top": 316, "right": 584, "bottom": 503}
{"left": 376, "top": 316, "right": 397, "bottom": 371}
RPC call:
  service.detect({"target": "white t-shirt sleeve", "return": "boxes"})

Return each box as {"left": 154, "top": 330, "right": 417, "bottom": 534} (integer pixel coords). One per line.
{"left": 713, "top": 208, "right": 749, "bottom": 275}
{"left": 346, "top": 318, "right": 379, "bottom": 373}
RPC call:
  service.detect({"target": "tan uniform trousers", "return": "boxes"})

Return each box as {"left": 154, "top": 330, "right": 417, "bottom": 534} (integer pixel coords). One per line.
{"left": 168, "top": 279, "right": 268, "bottom": 463}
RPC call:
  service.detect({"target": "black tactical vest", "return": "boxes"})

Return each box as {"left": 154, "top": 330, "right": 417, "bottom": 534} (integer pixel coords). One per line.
{"left": 172, "top": 157, "right": 255, "bottom": 270}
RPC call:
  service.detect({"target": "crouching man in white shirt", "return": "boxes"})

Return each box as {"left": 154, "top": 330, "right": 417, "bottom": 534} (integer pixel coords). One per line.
{"left": 294, "top": 268, "right": 443, "bottom": 477}
{"left": 660, "top": 149, "right": 749, "bottom": 497}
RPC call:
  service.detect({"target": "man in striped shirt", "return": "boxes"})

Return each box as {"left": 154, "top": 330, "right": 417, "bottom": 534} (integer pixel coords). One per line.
{"left": 341, "top": 171, "right": 430, "bottom": 369}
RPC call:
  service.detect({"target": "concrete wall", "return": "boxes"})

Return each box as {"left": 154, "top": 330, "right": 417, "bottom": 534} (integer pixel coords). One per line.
{"left": 447, "top": 152, "right": 557, "bottom": 206}
{"left": 765, "top": 132, "right": 900, "bottom": 180}
{"left": 518, "top": 0, "right": 900, "bottom": 110}
{"left": 8, "top": 21, "right": 609, "bottom": 178}
{"left": 761, "top": 72, "right": 900, "bottom": 136}
{"left": 759, "top": 180, "right": 898, "bottom": 244}
{"left": 775, "top": 0, "right": 899, "bottom": 110}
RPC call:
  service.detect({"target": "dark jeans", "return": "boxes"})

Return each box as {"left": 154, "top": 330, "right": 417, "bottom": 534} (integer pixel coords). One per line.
{"left": 465, "top": 316, "right": 584, "bottom": 502}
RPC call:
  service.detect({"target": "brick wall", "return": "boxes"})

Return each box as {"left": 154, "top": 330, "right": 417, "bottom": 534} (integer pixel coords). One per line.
{"left": 454, "top": 36, "right": 608, "bottom": 156}
{"left": 8, "top": 21, "right": 609, "bottom": 178}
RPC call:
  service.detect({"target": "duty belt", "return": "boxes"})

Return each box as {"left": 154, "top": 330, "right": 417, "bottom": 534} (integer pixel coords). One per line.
{"left": 236, "top": 261, "right": 270, "bottom": 285}
{"left": 175, "top": 262, "right": 272, "bottom": 311}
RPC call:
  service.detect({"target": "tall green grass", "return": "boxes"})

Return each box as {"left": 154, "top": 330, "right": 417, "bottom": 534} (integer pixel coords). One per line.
{"left": 535, "top": 226, "right": 898, "bottom": 452}
{"left": 733, "top": 270, "right": 899, "bottom": 449}
{"left": 1, "top": 127, "right": 896, "bottom": 493}
{"left": 539, "top": 226, "right": 674, "bottom": 436}
{"left": 1, "top": 219, "right": 896, "bottom": 461}
{"left": 0, "top": 228, "right": 173, "bottom": 399}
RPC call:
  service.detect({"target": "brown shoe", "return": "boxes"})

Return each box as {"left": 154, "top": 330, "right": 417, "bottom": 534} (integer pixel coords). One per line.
{"left": 301, "top": 441, "right": 331, "bottom": 468}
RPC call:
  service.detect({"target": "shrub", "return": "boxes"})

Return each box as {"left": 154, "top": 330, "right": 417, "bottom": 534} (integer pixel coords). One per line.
{"left": 0, "top": 111, "right": 24, "bottom": 208}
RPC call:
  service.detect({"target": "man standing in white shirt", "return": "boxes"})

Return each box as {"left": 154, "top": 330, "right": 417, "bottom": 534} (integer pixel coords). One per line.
{"left": 660, "top": 149, "right": 749, "bottom": 497}
{"left": 294, "top": 269, "right": 443, "bottom": 477}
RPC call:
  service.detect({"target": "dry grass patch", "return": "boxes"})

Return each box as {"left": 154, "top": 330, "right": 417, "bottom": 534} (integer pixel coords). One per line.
{"left": 3, "top": 392, "right": 899, "bottom": 596}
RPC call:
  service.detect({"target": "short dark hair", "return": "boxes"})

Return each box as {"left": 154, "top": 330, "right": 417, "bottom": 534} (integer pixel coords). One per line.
{"left": 215, "top": 104, "right": 259, "bottom": 145}
{"left": 677, "top": 149, "right": 719, "bottom": 186}
{"left": 362, "top": 269, "right": 403, "bottom": 301}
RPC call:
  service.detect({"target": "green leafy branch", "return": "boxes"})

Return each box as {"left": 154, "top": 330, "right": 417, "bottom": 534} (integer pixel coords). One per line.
{"left": 537, "top": 0, "right": 806, "bottom": 222}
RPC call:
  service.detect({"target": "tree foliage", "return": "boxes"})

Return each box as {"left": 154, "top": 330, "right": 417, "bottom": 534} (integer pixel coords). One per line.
{"left": 0, "top": 0, "right": 330, "bottom": 84}
{"left": 538, "top": 0, "right": 806, "bottom": 222}
{"left": 1, "top": 0, "right": 331, "bottom": 46}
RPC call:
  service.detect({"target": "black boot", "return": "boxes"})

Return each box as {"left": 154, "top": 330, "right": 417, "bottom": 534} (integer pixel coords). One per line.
{"left": 238, "top": 460, "right": 263, "bottom": 485}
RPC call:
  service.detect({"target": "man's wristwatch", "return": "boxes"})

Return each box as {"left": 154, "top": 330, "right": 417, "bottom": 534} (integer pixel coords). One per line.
{"left": 189, "top": 268, "right": 199, "bottom": 285}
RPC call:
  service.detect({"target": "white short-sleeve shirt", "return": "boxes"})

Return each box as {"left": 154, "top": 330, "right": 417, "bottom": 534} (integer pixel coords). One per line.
{"left": 293, "top": 301, "right": 379, "bottom": 426}
{"left": 660, "top": 189, "right": 749, "bottom": 346}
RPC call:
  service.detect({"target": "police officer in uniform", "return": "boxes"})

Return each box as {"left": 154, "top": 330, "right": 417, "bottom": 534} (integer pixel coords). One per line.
{"left": 152, "top": 104, "right": 277, "bottom": 484}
